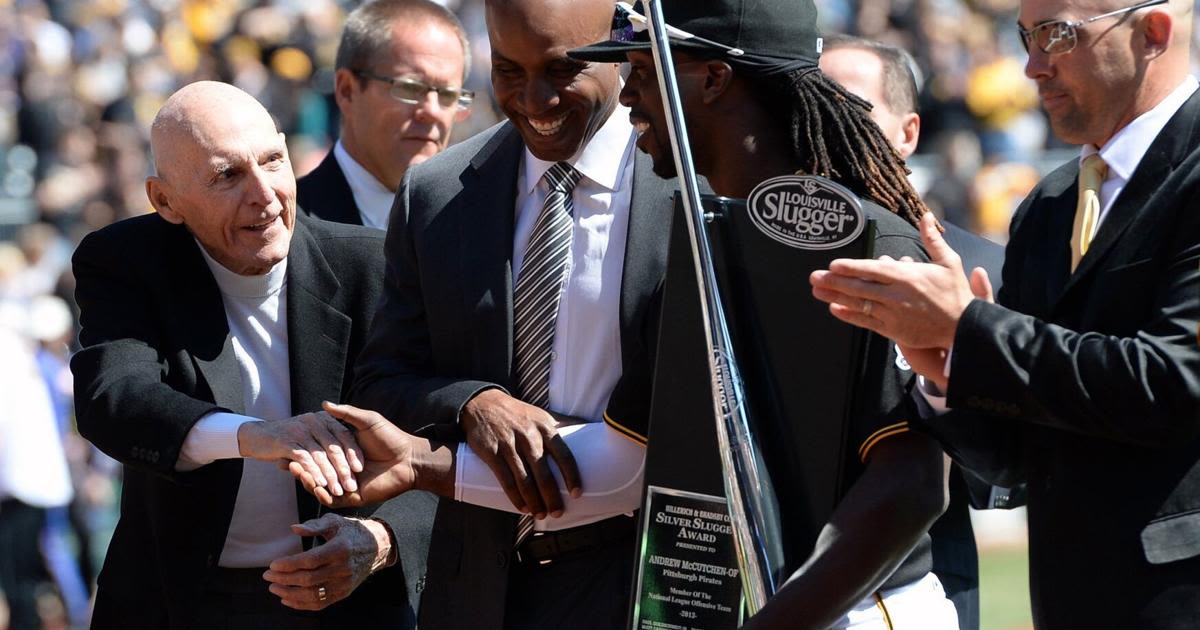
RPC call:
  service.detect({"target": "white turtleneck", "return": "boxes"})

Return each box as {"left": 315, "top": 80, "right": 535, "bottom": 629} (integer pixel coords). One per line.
{"left": 176, "top": 245, "right": 302, "bottom": 568}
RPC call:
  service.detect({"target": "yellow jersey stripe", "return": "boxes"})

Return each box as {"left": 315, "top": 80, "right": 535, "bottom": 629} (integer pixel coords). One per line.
{"left": 872, "top": 591, "right": 895, "bottom": 630}
{"left": 858, "top": 422, "right": 910, "bottom": 462}
{"left": 603, "top": 411, "right": 648, "bottom": 445}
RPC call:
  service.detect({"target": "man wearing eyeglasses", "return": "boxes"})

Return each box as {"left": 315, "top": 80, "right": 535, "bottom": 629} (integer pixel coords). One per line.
{"left": 811, "top": 0, "right": 1200, "bottom": 627}
{"left": 297, "top": 0, "right": 472, "bottom": 228}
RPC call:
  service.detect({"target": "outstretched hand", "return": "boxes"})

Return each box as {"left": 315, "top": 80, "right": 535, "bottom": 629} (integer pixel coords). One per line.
{"left": 289, "top": 401, "right": 425, "bottom": 508}
{"left": 810, "top": 212, "right": 978, "bottom": 351}
{"left": 238, "top": 410, "right": 363, "bottom": 498}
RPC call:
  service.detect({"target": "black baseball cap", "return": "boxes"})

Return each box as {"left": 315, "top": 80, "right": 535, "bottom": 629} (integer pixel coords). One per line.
{"left": 569, "top": 0, "right": 822, "bottom": 75}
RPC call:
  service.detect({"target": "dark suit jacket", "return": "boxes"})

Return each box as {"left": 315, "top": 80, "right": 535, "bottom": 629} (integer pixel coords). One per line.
{"left": 923, "top": 90, "right": 1200, "bottom": 629}
{"left": 297, "top": 150, "right": 363, "bottom": 225}
{"left": 71, "top": 214, "right": 431, "bottom": 629}
{"left": 351, "top": 122, "right": 676, "bottom": 630}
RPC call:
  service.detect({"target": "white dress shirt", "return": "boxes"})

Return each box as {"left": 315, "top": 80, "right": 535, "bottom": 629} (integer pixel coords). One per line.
{"left": 334, "top": 139, "right": 396, "bottom": 229}
{"left": 455, "top": 105, "right": 647, "bottom": 530}
{"left": 178, "top": 249, "right": 302, "bottom": 567}
{"left": 1083, "top": 75, "right": 1199, "bottom": 230}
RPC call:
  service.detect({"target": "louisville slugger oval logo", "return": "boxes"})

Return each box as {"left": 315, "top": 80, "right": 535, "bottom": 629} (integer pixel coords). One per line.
{"left": 746, "top": 175, "right": 865, "bottom": 250}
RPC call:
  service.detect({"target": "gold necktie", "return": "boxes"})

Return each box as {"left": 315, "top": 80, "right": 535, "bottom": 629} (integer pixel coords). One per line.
{"left": 1071, "top": 154, "right": 1107, "bottom": 272}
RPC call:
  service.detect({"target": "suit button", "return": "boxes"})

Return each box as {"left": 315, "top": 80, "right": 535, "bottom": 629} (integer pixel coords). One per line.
{"left": 495, "top": 551, "right": 508, "bottom": 568}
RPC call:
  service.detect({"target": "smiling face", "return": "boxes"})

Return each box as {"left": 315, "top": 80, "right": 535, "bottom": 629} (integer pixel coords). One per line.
{"left": 1019, "top": 0, "right": 1143, "bottom": 146}
{"left": 148, "top": 82, "right": 296, "bottom": 276}
{"left": 337, "top": 18, "right": 468, "bottom": 191}
{"left": 486, "top": 0, "right": 620, "bottom": 162}
{"left": 620, "top": 50, "right": 712, "bottom": 179}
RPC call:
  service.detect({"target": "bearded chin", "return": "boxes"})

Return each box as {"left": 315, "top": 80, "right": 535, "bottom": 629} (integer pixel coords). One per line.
{"left": 652, "top": 154, "right": 678, "bottom": 179}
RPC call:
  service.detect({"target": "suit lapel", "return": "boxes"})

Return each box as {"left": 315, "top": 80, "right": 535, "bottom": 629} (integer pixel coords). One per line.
{"left": 1062, "top": 89, "right": 1200, "bottom": 297}
{"left": 163, "top": 226, "right": 246, "bottom": 549}
{"left": 459, "top": 124, "right": 523, "bottom": 383}
{"left": 286, "top": 220, "right": 351, "bottom": 414}
{"left": 1036, "top": 176, "right": 1079, "bottom": 310}
{"left": 284, "top": 220, "right": 352, "bottom": 532}
{"left": 619, "top": 151, "right": 675, "bottom": 338}
{"left": 168, "top": 229, "right": 246, "bottom": 415}
{"left": 299, "top": 151, "right": 363, "bottom": 226}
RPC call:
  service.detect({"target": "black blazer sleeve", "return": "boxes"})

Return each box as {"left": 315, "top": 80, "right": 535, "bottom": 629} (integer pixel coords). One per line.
{"left": 71, "top": 223, "right": 222, "bottom": 478}
{"left": 350, "top": 169, "right": 499, "bottom": 440}
{"left": 946, "top": 163, "right": 1200, "bottom": 449}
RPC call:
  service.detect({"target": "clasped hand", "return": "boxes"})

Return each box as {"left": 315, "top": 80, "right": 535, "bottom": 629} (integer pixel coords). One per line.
{"left": 461, "top": 389, "right": 582, "bottom": 520}
{"left": 264, "top": 513, "right": 393, "bottom": 611}
{"left": 237, "top": 410, "right": 363, "bottom": 497}
{"left": 288, "top": 401, "right": 448, "bottom": 508}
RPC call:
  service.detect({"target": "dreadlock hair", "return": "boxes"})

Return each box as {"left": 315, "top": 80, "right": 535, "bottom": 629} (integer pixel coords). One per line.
{"left": 750, "top": 68, "right": 928, "bottom": 228}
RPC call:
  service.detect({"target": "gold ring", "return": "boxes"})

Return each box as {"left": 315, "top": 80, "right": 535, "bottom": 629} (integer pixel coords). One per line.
{"left": 317, "top": 585, "right": 327, "bottom": 601}
{"left": 862, "top": 299, "right": 874, "bottom": 316}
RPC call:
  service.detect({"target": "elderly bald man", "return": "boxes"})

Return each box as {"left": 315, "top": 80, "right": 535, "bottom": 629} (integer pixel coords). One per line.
{"left": 71, "top": 81, "right": 431, "bottom": 629}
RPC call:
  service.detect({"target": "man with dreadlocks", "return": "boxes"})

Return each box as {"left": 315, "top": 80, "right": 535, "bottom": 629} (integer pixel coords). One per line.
{"left": 570, "top": 1, "right": 960, "bottom": 628}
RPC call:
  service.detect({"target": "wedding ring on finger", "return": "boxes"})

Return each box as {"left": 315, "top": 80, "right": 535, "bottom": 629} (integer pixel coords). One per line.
{"left": 317, "top": 585, "right": 328, "bottom": 602}
{"left": 862, "top": 299, "right": 874, "bottom": 316}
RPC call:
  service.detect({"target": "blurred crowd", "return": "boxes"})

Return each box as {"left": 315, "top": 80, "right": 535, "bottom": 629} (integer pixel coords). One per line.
{"left": 0, "top": 0, "right": 1197, "bottom": 627}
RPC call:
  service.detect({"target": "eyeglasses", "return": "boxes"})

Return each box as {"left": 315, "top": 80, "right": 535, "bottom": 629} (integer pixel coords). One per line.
{"left": 354, "top": 71, "right": 474, "bottom": 109}
{"left": 1017, "top": 0, "right": 1167, "bottom": 55}
{"left": 610, "top": 1, "right": 744, "bottom": 57}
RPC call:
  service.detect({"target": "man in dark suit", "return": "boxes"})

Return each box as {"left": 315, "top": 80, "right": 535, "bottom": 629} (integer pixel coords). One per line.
{"left": 812, "top": 0, "right": 1200, "bottom": 626}
{"left": 345, "top": 0, "right": 678, "bottom": 627}
{"left": 820, "top": 34, "right": 1009, "bottom": 630}
{"left": 297, "top": 0, "right": 471, "bottom": 227}
{"left": 71, "top": 82, "right": 426, "bottom": 629}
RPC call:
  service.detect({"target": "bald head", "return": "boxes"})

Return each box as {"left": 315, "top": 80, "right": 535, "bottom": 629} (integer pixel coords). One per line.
{"left": 151, "top": 81, "right": 280, "bottom": 182}
{"left": 820, "top": 37, "right": 922, "bottom": 159}
{"left": 145, "top": 81, "right": 297, "bottom": 276}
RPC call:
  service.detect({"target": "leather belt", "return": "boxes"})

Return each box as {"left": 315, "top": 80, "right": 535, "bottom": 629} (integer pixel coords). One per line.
{"left": 515, "top": 515, "right": 635, "bottom": 566}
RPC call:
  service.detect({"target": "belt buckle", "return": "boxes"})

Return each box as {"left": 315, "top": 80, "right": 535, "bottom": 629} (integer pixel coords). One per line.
{"left": 517, "top": 531, "right": 558, "bottom": 566}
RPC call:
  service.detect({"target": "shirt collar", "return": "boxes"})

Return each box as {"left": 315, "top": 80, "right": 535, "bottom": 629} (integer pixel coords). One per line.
{"left": 521, "top": 103, "right": 636, "bottom": 195}
{"left": 333, "top": 140, "right": 397, "bottom": 229}
{"left": 197, "top": 240, "right": 288, "bottom": 299}
{"left": 1083, "top": 75, "right": 1199, "bottom": 180}
{"left": 333, "top": 140, "right": 393, "bottom": 196}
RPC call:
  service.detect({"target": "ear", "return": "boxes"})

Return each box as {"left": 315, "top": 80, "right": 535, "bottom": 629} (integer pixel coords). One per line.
{"left": 700, "top": 60, "right": 735, "bottom": 105}
{"left": 146, "top": 176, "right": 184, "bottom": 225}
{"left": 1140, "top": 9, "right": 1173, "bottom": 56}
{"left": 333, "top": 68, "right": 360, "bottom": 113}
{"left": 454, "top": 105, "right": 472, "bottom": 123}
{"left": 895, "top": 112, "right": 921, "bottom": 160}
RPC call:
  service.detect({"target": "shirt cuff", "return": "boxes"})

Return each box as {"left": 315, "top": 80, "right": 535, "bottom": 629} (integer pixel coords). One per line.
{"left": 176, "top": 411, "right": 257, "bottom": 471}
{"left": 454, "top": 442, "right": 467, "bottom": 502}
{"left": 915, "top": 376, "right": 949, "bottom": 414}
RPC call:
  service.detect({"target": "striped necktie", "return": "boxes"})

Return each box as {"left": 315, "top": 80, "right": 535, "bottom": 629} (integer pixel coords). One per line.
{"left": 513, "top": 162, "right": 581, "bottom": 547}
{"left": 1071, "top": 154, "right": 1107, "bottom": 272}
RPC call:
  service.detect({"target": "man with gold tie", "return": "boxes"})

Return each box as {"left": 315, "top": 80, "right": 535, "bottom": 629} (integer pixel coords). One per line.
{"left": 810, "top": 0, "right": 1200, "bottom": 626}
